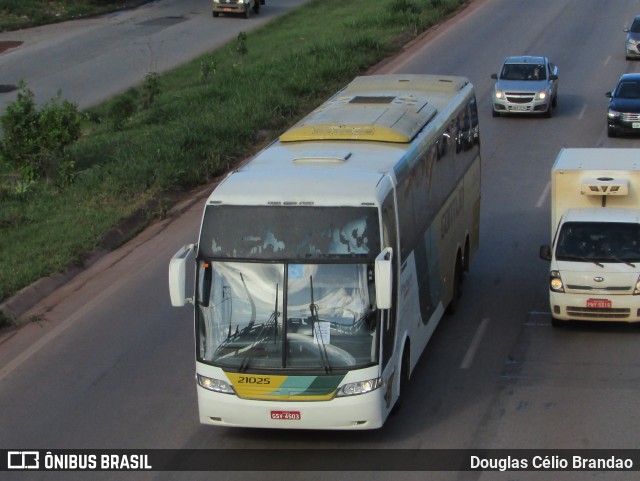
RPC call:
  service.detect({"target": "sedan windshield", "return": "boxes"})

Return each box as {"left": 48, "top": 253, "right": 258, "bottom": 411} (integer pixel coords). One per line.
{"left": 615, "top": 81, "right": 640, "bottom": 99}
{"left": 196, "top": 261, "right": 379, "bottom": 372}
{"left": 500, "top": 64, "right": 546, "bottom": 81}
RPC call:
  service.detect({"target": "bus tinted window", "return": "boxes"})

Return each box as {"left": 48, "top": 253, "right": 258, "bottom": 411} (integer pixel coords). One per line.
{"left": 199, "top": 205, "right": 380, "bottom": 260}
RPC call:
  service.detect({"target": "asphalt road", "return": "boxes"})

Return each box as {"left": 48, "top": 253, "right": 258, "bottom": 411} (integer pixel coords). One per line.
{"left": 2, "top": 0, "right": 640, "bottom": 480}
{"left": 0, "top": 0, "right": 311, "bottom": 111}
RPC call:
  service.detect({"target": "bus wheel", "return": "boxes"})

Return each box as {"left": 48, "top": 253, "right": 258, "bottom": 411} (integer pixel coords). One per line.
{"left": 391, "top": 346, "right": 410, "bottom": 415}
{"left": 446, "top": 255, "right": 463, "bottom": 315}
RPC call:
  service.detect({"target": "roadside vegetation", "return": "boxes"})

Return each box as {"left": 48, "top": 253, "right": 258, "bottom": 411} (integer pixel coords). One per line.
{"left": 0, "top": 1, "right": 150, "bottom": 32}
{"left": 0, "top": 0, "right": 469, "bottom": 325}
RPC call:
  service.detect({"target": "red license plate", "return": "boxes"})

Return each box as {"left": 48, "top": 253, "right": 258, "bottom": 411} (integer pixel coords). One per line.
{"left": 270, "top": 410, "right": 301, "bottom": 420}
{"left": 587, "top": 298, "right": 611, "bottom": 309}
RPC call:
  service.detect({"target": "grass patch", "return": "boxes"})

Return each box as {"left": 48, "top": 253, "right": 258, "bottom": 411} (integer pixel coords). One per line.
{"left": 0, "top": 0, "right": 469, "bottom": 303}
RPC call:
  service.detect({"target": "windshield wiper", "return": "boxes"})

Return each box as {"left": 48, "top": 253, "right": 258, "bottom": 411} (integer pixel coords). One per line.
{"left": 240, "top": 272, "right": 256, "bottom": 329}
{"left": 605, "top": 254, "right": 636, "bottom": 267}
{"left": 558, "top": 254, "right": 603, "bottom": 268}
{"left": 309, "top": 275, "right": 331, "bottom": 374}
{"left": 239, "top": 283, "right": 280, "bottom": 373}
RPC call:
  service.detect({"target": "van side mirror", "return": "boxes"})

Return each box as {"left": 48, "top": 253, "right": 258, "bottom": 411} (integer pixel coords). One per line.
{"left": 539, "top": 245, "right": 552, "bottom": 261}
{"left": 375, "top": 248, "right": 393, "bottom": 309}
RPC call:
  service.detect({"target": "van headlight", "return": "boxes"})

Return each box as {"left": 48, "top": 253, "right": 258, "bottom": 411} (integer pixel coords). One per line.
{"left": 197, "top": 374, "right": 236, "bottom": 394}
{"left": 336, "top": 378, "right": 383, "bottom": 397}
{"left": 634, "top": 276, "right": 640, "bottom": 295}
{"left": 550, "top": 270, "right": 564, "bottom": 293}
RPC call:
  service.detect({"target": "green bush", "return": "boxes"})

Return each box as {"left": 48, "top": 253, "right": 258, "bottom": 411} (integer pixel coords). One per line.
{"left": 0, "top": 81, "right": 82, "bottom": 183}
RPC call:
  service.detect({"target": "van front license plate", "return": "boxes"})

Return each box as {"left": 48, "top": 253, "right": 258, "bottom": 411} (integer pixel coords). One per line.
{"left": 271, "top": 410, "right": 301, "bottom": 420}
{"left": 587, "top": 298, "right": 611, "bottom": 309}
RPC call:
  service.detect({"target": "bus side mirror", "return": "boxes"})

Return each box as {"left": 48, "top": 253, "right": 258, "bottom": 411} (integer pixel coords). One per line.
{"left": 169, "top": 244, "right": 195, "bottom": 306}
{"left": 375, "top": 248, "right": 393, "bottom": 309}
{"left": 539, "top": 245, "right": 552, "bottom": 261}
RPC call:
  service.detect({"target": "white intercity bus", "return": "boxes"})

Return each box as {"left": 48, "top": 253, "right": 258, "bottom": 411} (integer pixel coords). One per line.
{"left": 169, "top": 74, "right": 481, "bottom": 429}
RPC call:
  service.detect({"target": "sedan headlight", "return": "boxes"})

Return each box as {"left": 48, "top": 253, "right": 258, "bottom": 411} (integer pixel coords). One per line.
{"left": 535, "top": 90, "right": 548, "bottom": 101}
{"left": 494, "top": 89, "right": 505, "bottom": 100}
{"left": 607, "top": 109, "right": 621, "bottom": 119}
{"left": 549, "top": 270, "right": 564, "bottom": 293}
{"left": 336, "top": 378, "right": 383, "bottom": 397}
{"left": 197, "top": 374, "right": 236, "bottom": 394}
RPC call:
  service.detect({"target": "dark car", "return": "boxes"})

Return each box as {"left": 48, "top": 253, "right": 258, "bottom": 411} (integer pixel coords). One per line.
{"left": 606, "top": 73, "right": 640, "bottom": 137}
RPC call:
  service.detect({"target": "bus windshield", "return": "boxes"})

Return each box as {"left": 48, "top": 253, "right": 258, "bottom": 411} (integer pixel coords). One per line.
{"left": 197, "top": 261, "right": 379, "bottom": 371}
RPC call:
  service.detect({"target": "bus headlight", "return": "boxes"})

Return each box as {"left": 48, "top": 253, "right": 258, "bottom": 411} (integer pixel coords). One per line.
{"left": 550, "top": 270, "right": 564, "bottom": 293}
{"left": 197, "top": 374, "right": 236, "bottom": 394}
{"left": 336, "top": 378, "right": 383, "bottom": 397}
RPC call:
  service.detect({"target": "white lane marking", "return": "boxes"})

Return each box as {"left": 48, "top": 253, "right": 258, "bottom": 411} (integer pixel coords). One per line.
{"left": 577, "top": 104, "right": 587, "bottom": 120}
{"left": 536, "top": 180, "right": 551, "bottom": 208}
{"left": 460, "top": 318, "right": 490, "bottom": 369}
{"left": 604, "top": 55, "right": 611, "bottom": 66}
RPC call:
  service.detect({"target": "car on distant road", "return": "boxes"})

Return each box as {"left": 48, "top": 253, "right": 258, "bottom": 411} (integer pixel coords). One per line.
{"left": 212, "top": 0, "right": 265, "bottom": 18}
{"left": 624, "top": 15, "right": 640, "bottom": 59}
{"left": 606, "top": 73, "right": 640, "bottom": 137}
{"left": 491, "top": 56, "right": 558, "bottom": 118}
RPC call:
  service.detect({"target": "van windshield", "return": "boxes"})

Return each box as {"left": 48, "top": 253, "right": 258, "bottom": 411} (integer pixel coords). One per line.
{"left": 556, "top": 222, "right": 640, "bottom": 263}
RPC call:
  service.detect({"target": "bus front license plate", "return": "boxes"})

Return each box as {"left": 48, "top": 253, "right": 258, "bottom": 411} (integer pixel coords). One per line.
{"left": 587, "top": 298, "right": 611, "bottom": 309}
{"left": 271, "top": 410, "right": 301, "bottom": 420}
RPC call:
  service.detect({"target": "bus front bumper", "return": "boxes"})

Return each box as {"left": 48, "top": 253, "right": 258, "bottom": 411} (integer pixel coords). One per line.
{"left": 197, "top": 386, "right": 387, "bottom": 430}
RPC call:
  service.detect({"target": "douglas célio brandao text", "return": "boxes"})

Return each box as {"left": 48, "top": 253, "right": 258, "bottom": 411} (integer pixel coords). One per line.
{"left": 470, "top": 455, "right": 634, "bottom": 471}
